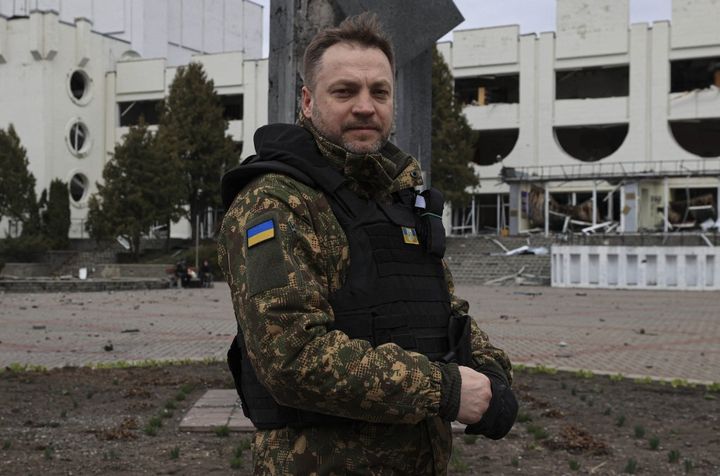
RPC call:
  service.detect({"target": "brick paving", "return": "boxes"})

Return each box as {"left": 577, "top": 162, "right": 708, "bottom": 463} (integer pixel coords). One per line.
{"left": 1, "top": 284, "right": 718, "bottom": 432}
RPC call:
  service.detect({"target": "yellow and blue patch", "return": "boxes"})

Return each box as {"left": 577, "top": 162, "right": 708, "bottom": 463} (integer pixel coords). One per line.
{"left": 247, "top": 219, "right": 276, "bottom": 248}
{"left": 401, "top": 226, "right": 419, "bottom": 245}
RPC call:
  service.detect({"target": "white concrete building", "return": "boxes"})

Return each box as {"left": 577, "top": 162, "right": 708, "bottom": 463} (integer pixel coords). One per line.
{"left": 0, "top": 0, "right": 263, "bottom": 65}
{"left": 439, "top": 0, "right": 720, "bottom": 236}
{"left": 5, "top": 0, "right": 720, "bottom": 242}
{"left": 0, "top": 9, "right": 267, "bottom": 239}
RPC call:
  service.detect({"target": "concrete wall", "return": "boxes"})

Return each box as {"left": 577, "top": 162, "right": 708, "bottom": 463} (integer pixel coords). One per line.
{"left": 0, "top": 12, "right": 130, "bottom": 238}
{"left": 552, "top": 245, "right": 720, "bottom": 290}
{"left": 0, "top": 0, "right": 263, "bottom": 65}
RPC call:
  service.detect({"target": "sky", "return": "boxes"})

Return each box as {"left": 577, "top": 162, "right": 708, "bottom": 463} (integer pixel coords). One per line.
{"left": 253, "top": 0, "right": 672, "bottom": 58}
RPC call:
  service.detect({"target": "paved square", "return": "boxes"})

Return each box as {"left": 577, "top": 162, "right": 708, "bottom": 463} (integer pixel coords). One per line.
{"left": 1, "top": 284, "right": 718, "bottom": 383}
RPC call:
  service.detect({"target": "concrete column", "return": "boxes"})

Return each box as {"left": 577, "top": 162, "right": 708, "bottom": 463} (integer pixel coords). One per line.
{"left": 592, "top": 182, "right": 598, "bottom": 226}
{"left": 394, "top": 49, "right": 432, "bottom": 176}
{"left": 544, "top": 186, "right": 550, "bottom": 236}
{"left": 622, "top": 182, "right": 640, "bottom": 233}
{"left": 509, "top": 183, "right": 520, "bottom": 235}
{"left": 470, "top": 194, "right": 476, "bottom": 234}
{"left": 496, "top": 194, "right": 501, "bottom": 235}
{"left": 0, "top": 16, "right": 7, "bottom": 64}
{"left": 664, "top": 177, "right": 670, "bottom": 232}
{"left": 268, "top": 0, "right": 340, "bottom": 125}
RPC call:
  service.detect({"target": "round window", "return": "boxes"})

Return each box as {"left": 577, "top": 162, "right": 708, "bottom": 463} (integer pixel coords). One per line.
{"left": 66, "top": 120, "right": 91, "bottom": 157}
{"left": 69, "top": 173, "right": 89, "bottom": 203}
{"left": 67, "top": 69, "right": 93, "bottom": 105}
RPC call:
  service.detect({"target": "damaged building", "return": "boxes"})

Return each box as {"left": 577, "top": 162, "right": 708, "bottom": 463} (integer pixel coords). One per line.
{"left": 438, "top": 0, "right": 720, "bottom": 236}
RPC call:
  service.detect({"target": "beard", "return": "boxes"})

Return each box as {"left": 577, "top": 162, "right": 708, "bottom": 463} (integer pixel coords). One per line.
{"left": 311, "top": 107, "right": 390, "bottom": 155}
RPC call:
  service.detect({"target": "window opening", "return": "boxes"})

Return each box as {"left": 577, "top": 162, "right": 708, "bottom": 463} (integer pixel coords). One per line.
{"left": 69, "top": 173, "right": 89, "bottom": 202}
{"left": 455, "top": 75, "right": 519, "bottom": 106}
{"left": 472, "top": 129, "right": 519, "bottom": 165}
{"left": 556, "top": 66, "right": 629, "bottom": 99}
{"left": 669, "top": 119, "right": 720, "bottom": 158}
{"left": 666, "top": 188, "right": 717, "bottom": 228}
{"left": 70, "top": 71, "right": 89, "bottom": 101}
{"left": 670, "top": 57, "right": 720, "bottom": 92}
{"left": 67, "top": 121, "right": 90, "bottom": 156}
{"left": 220, "top": 94, "right": 244, "bottom": 121}
{"left": 118, "top": 100, "right": 163, "bottom": 126}
{"left": 554, "top": 125, "right": 628, "bottom": 162}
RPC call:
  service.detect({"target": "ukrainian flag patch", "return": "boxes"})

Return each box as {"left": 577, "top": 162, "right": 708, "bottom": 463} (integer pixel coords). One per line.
{"left": 247, "top": 219, "right": 276, "bottom": 248}
{"left": 402, "top": 226, "right": 419, "bottom": 245}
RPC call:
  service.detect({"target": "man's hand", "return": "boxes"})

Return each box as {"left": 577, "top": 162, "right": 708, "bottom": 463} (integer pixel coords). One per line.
{"left": 456, "top": 366, "right": 492, "bottom": 425}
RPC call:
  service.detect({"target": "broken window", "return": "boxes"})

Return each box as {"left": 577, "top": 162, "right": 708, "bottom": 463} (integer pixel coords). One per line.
{"left": 528, "top": 186, "right": 621, "bottom": 232}
{"left": 455, "top": 75, "right": 519, "bottom": 106}
{"left": 118, "top": 100, "right": 163, "bottom": 126}
{"left": 666, "top": 187, "right": 717, "bottom": 228}
{"left": 670, "top": 57, "right": 720, "bottom": 92}
{"left": 554, "top": 125, "right": 628, "bottom": 162}
{"left": 219, "top": 94, "right": 244, "bottom": 121}
{"left": 556, "top": 66, "right": 629, "bottom": 100}
{"left": 669, "top": 119, "right": 720, "bottom": 158}
{"left": 472, "top": 129, "right": 519, "bottom": 166}
{"left": 476, "top": 193, "right": 509, "bottom": 232}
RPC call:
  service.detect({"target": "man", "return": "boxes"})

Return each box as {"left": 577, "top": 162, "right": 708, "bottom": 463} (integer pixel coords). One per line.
{"left": 219, "top": 13, "right": 517, "bottom": 474}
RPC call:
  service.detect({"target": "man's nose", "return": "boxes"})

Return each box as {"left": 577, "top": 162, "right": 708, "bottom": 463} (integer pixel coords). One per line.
{"left": 352, "top": 90, "right": 375, "bottom": 116}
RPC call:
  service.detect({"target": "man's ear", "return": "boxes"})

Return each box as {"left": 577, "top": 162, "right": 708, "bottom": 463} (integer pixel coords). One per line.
{"left": 301, "top": 86, "right": 313, "bottom": 119}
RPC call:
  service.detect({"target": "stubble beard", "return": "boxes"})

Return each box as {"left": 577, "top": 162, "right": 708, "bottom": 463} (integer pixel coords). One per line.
{"left": 311, "top": 108, "right": 389, "bottom": 155}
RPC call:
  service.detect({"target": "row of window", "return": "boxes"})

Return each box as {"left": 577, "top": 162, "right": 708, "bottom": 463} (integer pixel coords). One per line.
{"left": 118, "top": 94, "right": 244, "bottom": 127}
{"left": 457, "top": 56, "right": 720, "bottom": 106}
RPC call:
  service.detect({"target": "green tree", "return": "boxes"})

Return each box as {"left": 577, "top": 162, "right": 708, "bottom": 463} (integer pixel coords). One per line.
{"left": 39, "top": 179, "right": 71, "bottom": 249}
{"left": 0, "top": 124, "right": 40, "bottom": 235}
{"left": 431, "top": 47, "right": 479, "bottom": 205}
{"left": 156, "top": 62, "right": 236, "bottom": 242}
{"left": 86, "top": 122, "right": 184, "bottom": 260}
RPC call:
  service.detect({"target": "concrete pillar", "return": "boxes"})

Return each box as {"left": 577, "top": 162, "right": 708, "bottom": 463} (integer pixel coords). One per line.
{"left": 268, "top": 0, "right": 341, "bottom": 125}
{"left": 623, "top": 182, "right": 640, "bottom": 232}
{"left": 664, "top": 177, "right": 670, "bottom": 232}
{"left": 509, "top": 183, "right": 520, "bottom": 234}
{"left": 544, "top": 186, "right": 550, "bottom": 236}
{"left": 592, "top": 182, "right": 598, "bottom": 226}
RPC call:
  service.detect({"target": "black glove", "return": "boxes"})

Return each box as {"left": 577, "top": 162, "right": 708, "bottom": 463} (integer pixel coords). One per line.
{"left": 464, "top": 365, "right": 519, "bottom": 440}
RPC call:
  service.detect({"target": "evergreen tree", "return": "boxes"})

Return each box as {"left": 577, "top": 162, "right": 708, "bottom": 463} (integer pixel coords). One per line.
{"left": 431, "top": 47, "right": 479, "bottom": 205}
{"left": 40, "top": 179, "right": 71, "bottom": 249}
{"left": 156, "top": 62, "right": 236, "bottom": 242}
{"left": 86, "top": 122, "right": 184, "bottom": 260}
{"left": 0, "top": 124, "right": 40, "bottom": 235}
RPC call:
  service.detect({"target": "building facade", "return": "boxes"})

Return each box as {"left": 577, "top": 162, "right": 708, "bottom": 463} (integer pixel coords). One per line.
{"left": 3, "top": 0, "right": 720, "bottom": 241}
{"left": 0, "top": 0, "right": 263, "bottom": 65}
{"left": 439, "top": 0, "right": 720, "bottom": 236}
{"left": 0, "top": 7, "right": 267, "bottom": 239}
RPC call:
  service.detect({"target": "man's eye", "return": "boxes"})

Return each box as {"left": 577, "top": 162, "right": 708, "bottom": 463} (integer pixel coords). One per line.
{"left": 374, "top": 90, "right": 390, "bottom": 98}
{"left": 333, "top": 89, "right": 351, "bottom": 96}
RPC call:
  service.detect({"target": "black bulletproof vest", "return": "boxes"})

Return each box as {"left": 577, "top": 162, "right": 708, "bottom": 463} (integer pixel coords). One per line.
{"left": 223, "top": 124, "right": 452, "bottom": 429}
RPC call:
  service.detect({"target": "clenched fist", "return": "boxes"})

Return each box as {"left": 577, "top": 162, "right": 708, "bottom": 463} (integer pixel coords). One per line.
{"left": 456, "top": 366, "right": 492, "bottom": 425}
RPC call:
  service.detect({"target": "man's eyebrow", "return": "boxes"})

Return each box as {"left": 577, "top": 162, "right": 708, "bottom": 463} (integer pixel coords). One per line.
{"left": 327, "top": 79, "right": 361, "bottom": 88}
{"left": 370, "top": 79, "right": 392, "bottom": 89}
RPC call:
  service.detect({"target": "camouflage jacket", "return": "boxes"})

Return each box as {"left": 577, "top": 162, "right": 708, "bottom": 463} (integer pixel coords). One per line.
{"left": 218, "top": 123, "right": 512, "bottom": 475}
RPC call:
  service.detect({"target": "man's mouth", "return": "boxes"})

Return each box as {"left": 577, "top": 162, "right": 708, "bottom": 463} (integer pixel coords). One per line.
{"left": 345, "top": 125, "right": 379, "bottom": 132}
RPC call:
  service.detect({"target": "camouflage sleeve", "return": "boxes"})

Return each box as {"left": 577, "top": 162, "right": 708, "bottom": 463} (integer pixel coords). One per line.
{"left": 218, "top": 174, "right": 447, "bottom": 424}
{"left": 442, "top": 261, "right": 514, "bottom": 385}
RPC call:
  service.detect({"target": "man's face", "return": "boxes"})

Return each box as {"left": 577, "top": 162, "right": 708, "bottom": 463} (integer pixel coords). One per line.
{"left": 301, "top": 42, "right": 394, "bottom": 154}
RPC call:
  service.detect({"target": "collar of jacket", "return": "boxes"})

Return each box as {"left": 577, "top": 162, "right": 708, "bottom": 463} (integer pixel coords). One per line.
{"left": 298, "top": 115, "right": 423, "bottom": 201}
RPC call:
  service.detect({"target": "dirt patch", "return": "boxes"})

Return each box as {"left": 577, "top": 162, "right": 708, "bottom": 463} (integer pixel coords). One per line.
{"left": 1, "top": 363, "right": 718, "bottom": 475}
